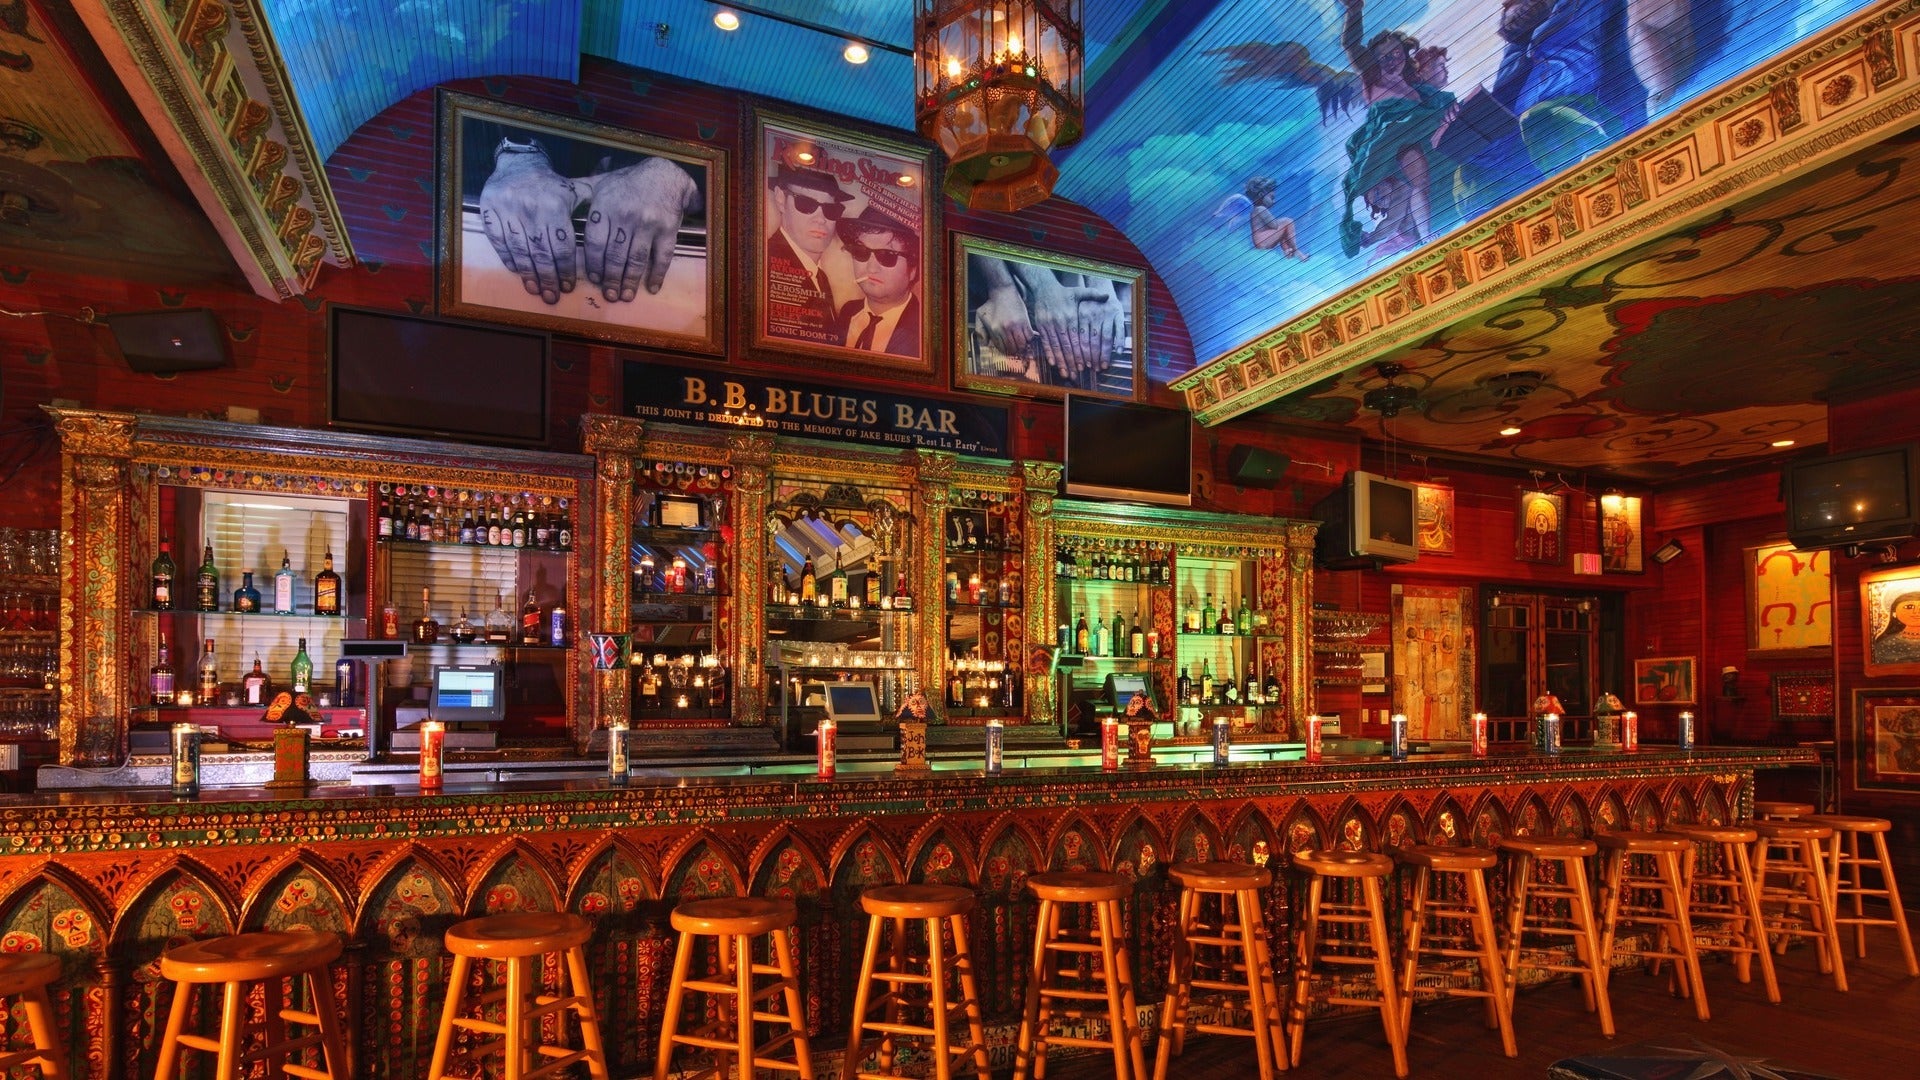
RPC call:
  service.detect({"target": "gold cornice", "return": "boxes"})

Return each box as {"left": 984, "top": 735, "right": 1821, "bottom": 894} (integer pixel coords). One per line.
{"left": 1176, "top": 0, "right": 1920, "bottom": 425}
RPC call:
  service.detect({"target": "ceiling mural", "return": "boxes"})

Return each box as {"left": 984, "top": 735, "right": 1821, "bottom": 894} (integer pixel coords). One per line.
{"left": 1263, "top": 127, "right": 1920, "bottom": 478}
{"left": 1053, "top": 0, "right": 1864, "bottom": 364}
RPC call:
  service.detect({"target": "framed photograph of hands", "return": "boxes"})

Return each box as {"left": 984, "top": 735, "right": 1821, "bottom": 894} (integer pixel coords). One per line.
{"left": 751, "top": 110, "right": 937, "bottom": 375}
{"left": 953, "top": 235, "right": 1145, "bottom": 402}
{"left": 436, "top": 90, "right": 725, "bottom": 355}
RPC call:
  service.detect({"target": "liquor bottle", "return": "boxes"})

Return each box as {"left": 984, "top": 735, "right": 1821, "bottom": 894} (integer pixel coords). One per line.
{"left": 1199, "top": 659, "right": 1214, "bottom": 703}
{"left": 1237, "top": 595, "right": 1253, "bottom": 636}
{"left": 1202, "top": 593, "right": 1217, "bottom": 635}
{"left": 377, "top": 491, "right": 393, "bottom": 538}
{"left": 1129, "top": 612, "right": 1145, "bottom": 659}
{"left": 512, "top": 507, "right": 528, "bottom": 548}
{"left": 557, "top": 500, "right": 573, "bottom": 552}
{"left": 1108, "top": 610, "right": 1126, "bottom": 658}
{"left": 426, "top": 504, "right": 442, "bottom": 543}
{"left": 707, "top": 661, "right": 728, "bottom": 711}
{"left": 151, "top": 540, "right": 176, "bottom": 610}
{"left": 1183, "top": 599, "right": 1201, "bottom": 634}
{"left": 486, "top": 507, "right": 503, "bottom": 547}
{"left": 243, "top": 654, "right": 270, "bottom": 706}
{"left": 1177, "top": 665, "right": 1193, "bottom": 705}
{"left": 1264, "top": 671, "right": 1282, "bottom": 704}
{"left": 291, "top": 638, "right": 312, "bottom": 694}
{"left": 313, "top": 549, "right": 341, "bottom": 616}
{"left": 865, "top": 567, "right": 881, "bottom": 606}
{"left": 411, "top": 588, "right": 439, "bottom": 645}
{"left": 948, "top": 665, "right": 965, "bottom": 708}
{"left": 520, "top": 591, "right": 542, "bottom": 645}
{"left": 639, "top": 660, "right": 660, "bottom": 708}
{"left": 1092, "top": 617, "right": 1109, "bottom": 658}
{"left": 335, "top": 656, "right": 358, "bottom": 707}
{"left": 459, "top": 507, "right": 475, "bottom": 545}
{"left": 1244, "top": 662, "right": 1260, "bottom": 705}
{"left": 150, "top": 634, "right": 176, "bottom": 705}
{"left": 831, "top": 564, "right": 849, "bottom": 606}
{"left": 800, "top": 558, "right": 817, "bottom": 604}
{"left": 1216, "top": 597, "right": 1234, "bottom": 636}
{"left": 534, "top": 508, "right": 551, "bottom": 550}
{"left": 1074, "top": 611, "right": 1091, "bottom": 654}
{"left": 1223, "top": 677, "right": 1239, "bottom": 705}
{"left": 404, "top": 500, "right": 419, "bottom": 541}
{"left": 486, "top": 592, "right": 512, "bottom": 643}
{"left": 195, "top": 543, "right": 219, "bottom": 612}
{"left": 451, "top": 609, "right": 477, "bottom": 644}
{"left": 273, "top": 552, "right": 295, "bottom": 614}
{"left": 549, "top": 596, "right": 568, "bottom": 647}
{"left": 196, "top": 637, "right": 219, "bottom": 705}
{"left": 232, "top": 571, "right": 260, "bottom": 614}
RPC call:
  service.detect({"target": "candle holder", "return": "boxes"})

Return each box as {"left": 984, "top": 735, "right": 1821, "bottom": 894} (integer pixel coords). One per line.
{"left": 418, "top": 720, "right": 444, "bottom": 789}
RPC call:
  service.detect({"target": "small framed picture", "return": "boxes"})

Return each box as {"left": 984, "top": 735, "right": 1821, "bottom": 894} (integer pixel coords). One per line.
{"left": 1632, "top": 655, "right": 1698, "bottom": 706}
{"left": 1858, "top": 563, "right": 1920, "bottom": 677}
{"left": 655, "top": 493, "right": 705, "bottom": 529}
{"left": 1598, "top": 492, "right": 1644, "bottom": 573}
{"left": 1771, "top": 671, "right": 1834, "bottom": 721}
{"left": 1515, "top": 489, "right": 1565, "bottom": 565}
{"left": 953, "top": 234, "right": 1145, "bottom": 402}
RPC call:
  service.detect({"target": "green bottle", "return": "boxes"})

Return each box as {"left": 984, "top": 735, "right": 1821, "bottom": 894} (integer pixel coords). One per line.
{"left": 194, "top": 542, "right": 219, "bottom": 612}
{"left": 290, "top": 637, "right": 312, "bottom": 695}
{"left": 1237, "top": 595, "right": 1253, "bottom": 635}
{"left": 1201, "top": 593, "right": 1216, "bottom": 635}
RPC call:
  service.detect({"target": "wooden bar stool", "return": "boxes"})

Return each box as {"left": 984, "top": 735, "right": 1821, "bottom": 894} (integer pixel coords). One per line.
{"left": 845, "top": 884, "right": 990, "bottom": 1080}
{"left": 1753, "top": 801, "right": 1815, "bottom": 821}
{"left": 155, "top": 930, "right": 350, "bottom": 1080}
{"left": 1152, "top": 861, "right": 1287, "bottom": 1080}
{"left": 1665, "top": 823, "right": 1780, "bottom": 1003}
{"left": 0, "top": 953, "right": 67, "bottom": 1078}
{"left": 654, "top": 898, "right": 813, "bottom": 1080}
{"left": 1013, "top": 871, "right": 1149, "bottom": 1080}
{"left": 429, "top": 912, "right": 607, "bottom": 1080}
{"left": 1288, "top": 850, "right": 1406, "bottom": 1078}
{"left": 1806, "top": 814, "right": 1919, "bottom": 976}
{"left": 1750, "top": 820, "right": 1847, "bottom": 992}
{"left": 1594, "top": 831, "right": 1710, "bottom": 1022}
{"left": 1393, "top": 845, "right": 1516, "bottom": 1057}
{"left": 1495, "top": 835, "right": 1614, "bottom": 1037}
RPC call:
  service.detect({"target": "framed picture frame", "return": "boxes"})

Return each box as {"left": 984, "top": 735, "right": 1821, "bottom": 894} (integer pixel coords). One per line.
{"left": 1414, "top": 482, "right": 1454, "bottom": 554}
{"left": 1598, "top": 492, "right": 1644, "bottom": 573}
{"left": 1515, "top": 489, "right": 1565, "bottom": 565}
{"left": 653, "top": 493, "right": 706, "bottom": 530}
{"left": 749, "top": 109, "right": 937, "bottom": 375}
{"left": 1852, "top": 687, "right": 1920, "bottom": 793}
{"left": 1360, "top": 649, "right": 1389, "bottom": 695}
{"left": 1859, "top": 564, "right": 1920, "bottom": 677}
{"left": 1746, "top": 542, "right": 1832, "bottom": 658}
{"left": 435, "top": 90, "right": 725, "bottom": 354}
{"left": 951, "top": 234, "right": 1145, "bottom": 402}
{"left": 1771, "top": 671, "right": 1835, "bottom": 721}
{"left": 1632, "top": 655, "right": 1698, "bottom": 706}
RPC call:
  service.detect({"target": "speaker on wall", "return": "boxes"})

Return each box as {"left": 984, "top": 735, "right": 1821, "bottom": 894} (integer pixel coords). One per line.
{"left": 104, "top": 309, "right": 230, "bottom": 373}
{"left": 1226, "top": 444, "right": 1290, "bottom": 487}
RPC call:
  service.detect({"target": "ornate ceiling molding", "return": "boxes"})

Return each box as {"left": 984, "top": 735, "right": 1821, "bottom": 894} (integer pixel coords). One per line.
{"left": 1173, "top": 0, "right": 1920, "bottom": 427}
{"left": 73, "top": 0, "right": 353, "bottom": 298}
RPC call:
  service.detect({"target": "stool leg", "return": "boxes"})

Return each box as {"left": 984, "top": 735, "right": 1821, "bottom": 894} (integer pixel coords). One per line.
{"left": 1232, "top": 889, "right": 1279, "bottom": 1080}
{"left": 504, "top": 957, "right": 529, "bottom": 1080}
{"left": 259, "top": 973, "right": 288, "bottom": 1080}
{"left": 771, "top": 927, "right": 816, "bottom": 1080}
{"left": 880, "top": 915, "right": 906, "bottom": 1072}
{"left": 652, "top": 932, "right": 694, "bottom": 1080}
{"left": 1246, "top": 890, "right": 1288, "bottom": 1071}
{"left": 1361, "top": 876, "right": 1408, "bottom": 1078}
{"left": 1658, "top": 851, "right": 1710, "bottom": 1021}
{"left": 1093, "top": 900, "right": 1134, "bottom": 1080}
{"left": 213, "top": 979, "right": 244, "bottom": 1080}
{"left": 846, "top": 911, "right": 886, "bottom": 1076}
{"left": 1803, "top": 843, "right": 1848, "bottom": 992}
{"left": 1873, "top": 832, "right": 1920, "bottom": 976}
{"left": 1288, "top": 875, "right": 1323, "bottom": 1068}
{"left": 21, "top": 985, "right": 67, "bottom": 1080}
{"left": 154, "top": 980, "right": 192, "bottom": 1080}
{"left": 1730, "top": 843, "right": 1781, "bottom": 1004}
{"left": 1499, "top": 854, "right": 1532, "bottom": 1016}
{"left": 428, "top": 954, "right": 469, "bottom": 1080}
{"left": 928, "top": 915, "right": 953, "bottom": 1080}
{"left": 563, "top": 945, "right": 610, "bottom": 1080}
{"left": 948, "top": 912, "right": 991, "bottom": 1080}
{"left": 1396, "top": 866, "right": 1430, "bottom": 1039}
{"left": 1565, "top": 856, "right": 1615, "bottom": 1037}
{"left": 1152, "top": 886, "right": 1196, "bottom": 1080}
{"left": 1466, "top": 868, "right": 1517, "bottom": 1057}
{"left": 305, "top": 966, "right": 351, "bottom": 1080}
{"left": 1841, "top": 833, "right": 1866, "bottom": 959}
{"left": 733, "top": 933, "right": 755, "bottom": 1080}
{"left": 1109, "top": 900, "right": 1151, "bottom": 1080}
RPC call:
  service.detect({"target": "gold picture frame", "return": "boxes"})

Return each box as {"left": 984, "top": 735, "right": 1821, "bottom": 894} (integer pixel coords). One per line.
{"left": 952, "top": 234, "right": 1145, "bottom": 402}
{"left": 1745, "top": 542, "right": 1831, "bottom": 658}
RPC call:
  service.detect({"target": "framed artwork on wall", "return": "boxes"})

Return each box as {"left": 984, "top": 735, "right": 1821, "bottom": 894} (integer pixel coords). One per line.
{"left": 1771, "top": 671, "right": 1834, "bottom": 721}
{"left": 435, "top": 90, "right": 725, "bottom": 354}
{"left": 1852, "top": 687, "right": 1920, "bottom": 793}
{"left": 1632, "top": 655, "right": 1698, "bottom": 706}
{"left": 1746, "top": 542, "right": 1831, "bottom": 658}
{"left": 1858, "top": 564, "right": 1920, "bottom": 677}
{"left": 1390, "top": 584, "right": 1475, "bottom": 740}
{"left": 750, "top": 109, "right": 937, "bottom": 375}
{"left": 1415, "top": 482, "right": 1454, "bottom": 554}
{"left": 951, "top": 234, "right": 1144, "bottom": 401}
{"left": 1515, "top": 489, "right": 1564, "bottom": 565}
{"left": 1598, "top": 492, "right": 1643, "bottom": 573}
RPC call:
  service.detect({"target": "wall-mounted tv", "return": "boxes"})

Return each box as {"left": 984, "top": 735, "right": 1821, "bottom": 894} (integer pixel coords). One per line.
{"left": 1063, "top": 396, "right": 1192, "bottom": 507}
{"left": 328, "top": 304, "right": 550, "bottom": 448}
{"left": 1784, "top": 444, "right": 1920, "bottom": 550}
{"left": 1311, "top": 469, "right": 1419, "bottom": 568}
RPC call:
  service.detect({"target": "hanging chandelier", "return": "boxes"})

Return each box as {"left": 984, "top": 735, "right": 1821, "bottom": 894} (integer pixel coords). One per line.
{"left": 914, "top": 0, "right": 1083, "bottom": 213}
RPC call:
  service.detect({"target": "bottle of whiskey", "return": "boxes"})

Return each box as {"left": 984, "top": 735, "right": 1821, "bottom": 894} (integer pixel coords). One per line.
{"left": 290, "top": 638, "right": 312, "bottom": 694}
{"left": 1074, "top": 611, "right": 1091, "bottom": 654}
{"left": 1264, "top": 670, "right": 1282, "bottom": 704}
{"left": 557, "top": 500, "right": 573, "bottom": 551}
{"left": 243, "top": 654, "right": 270, "bottom": 706}
{"left": 196, "top": 637, "right": 219, "bottom": 704}
{"left": 150, "top": 634, "right": 176, "bottom": 705}
{"left": 639, "top": 660, "right": 661, "bottom": 708}
{"left": 273, "top": 552, "right": 295, "bottom": 614}
{"left": 1129, "top": 611, "right": 1145, "bottom": 658}
{"left": 1177, "top": 665, "right": 1193, "bottom": 705}
{"left": 1244, "top": 661, "right": 1260, "bottom": 705}
{"left": 865, "top": 566, "right": 881, "bottom": 606}
{"left": 195, "top": 542, "right": 219, "bottom": 612}
{"left": 451, "top": 609, "right": 477, "bottom": 644}
{"left": 1216, "top": 597, "right": 1234, "bottom": 636}
{"left": 233, "top": 571, "right": 261, "bottom": 614}
{"left": 1202, "top": 593, "right": 1217, "bottom": 635}
{"left": 1183, "top": 599, "right": 1201, "bottom": 634}
{"left": 800, "top": 558, "right": 817, "bottom": 604}
{"left": 313, "top": 550, "right": 341, "bottom": 616}
{"left": 1199, "top": 658, "right": 1214, "bottom": 703}
{"left": 891, "top": 566, "right": 912, "bottom": 610}
{"left": 151, "top": 540, "right": 176, "bottom": 610}
{"left": 519, "top": 591, "right": 542, "bottom": 645}
{"left": 486, "top": 592, "right": 512, "bottom": 643}
{"left": 411, "top": 588, "right": 439, "bottom": 645}
{"left": 1237, "top": 595, "right": 1253, "bottom": 636}
{"left": 1108, "top": 610, "right": 1126, "bottom": 658}
{"left": 830, "top": 563, "right": 849, "bottom": 606}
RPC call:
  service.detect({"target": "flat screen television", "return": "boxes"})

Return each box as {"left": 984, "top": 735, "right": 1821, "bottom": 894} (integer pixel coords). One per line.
{"left": 430, "top": 664, "right": 506, "bottom": 724}
{"left": 328, "top": 304, "right": 550, "bottom": 447}
{"left": 1311, "top": 470, "right": 1419, "bottom": 568}
{"left": 1784, "top": 444, "right": 1920, "bottom": 550}
{"left": 1063, "top": 396, "right": 1192, "bottom": 507}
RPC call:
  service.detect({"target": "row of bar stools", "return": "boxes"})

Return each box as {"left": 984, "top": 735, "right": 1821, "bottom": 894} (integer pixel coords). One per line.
{"left": 1594, "top": 831, "right": 1710, "bottom": 1021}
{"left": 1751, "top": 820, "right": 1848, "bottom": 992}
{"left": 846, "top": 884, "right": 990, "bottom": 1080}
{"left": 429, "top": 912, "right": 607, "bottom": 1080}
{"left": 0, "top": 954, "right": 68, "bottom": 1078}
{"left": 1496, "top": 835, "right": 1615, "bottom": 1037}
{"left": 156, "top": 930, "right": 352, "bottom": 1080}
{"left": 1666, "top": 823, "right": 1780, "bottom": 1004}
{"left": 1393, "top": 845, "right": 1516, "bottom": 1058}
{"left": 1288, "top": 850, "right": 1407, "bottom": 1078}
{"left": 1153, "top": 861, "right": 1287, "bottom": 1080}
{"left": 655, "top": 897, "right": 814, "bottom": 1080}
{"left": 1809, "top": 814, "right": 1920, "bottom": 976}
{"left": 1014, "top": 871, "right": 1150, "bottom": 1080}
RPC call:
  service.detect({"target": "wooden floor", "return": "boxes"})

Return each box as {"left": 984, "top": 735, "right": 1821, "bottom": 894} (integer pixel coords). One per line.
{"left": 1034, "top": 938, "right": 1920, "bottom": 1080}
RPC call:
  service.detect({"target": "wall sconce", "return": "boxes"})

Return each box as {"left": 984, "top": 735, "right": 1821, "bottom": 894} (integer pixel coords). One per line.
{"left": 1651, "top": 539, "right": 1685, "bottom": 564}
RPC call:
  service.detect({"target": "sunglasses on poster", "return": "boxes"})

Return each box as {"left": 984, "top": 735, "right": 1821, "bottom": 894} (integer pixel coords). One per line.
{"left": 846, "top": 242, "right": 912, "bottom": 268}
{"left": 784, "top": 192, "right": 845, "bottom": 219}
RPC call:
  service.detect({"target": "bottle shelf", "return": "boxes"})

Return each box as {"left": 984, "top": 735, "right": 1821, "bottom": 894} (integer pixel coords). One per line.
{"left": 945, "top": 601, "right": 1023, "bottom": 612}
{"left": 774, "top": 662, "right": 915, "bottom": 673}
{"left": 1056, "top": 576, "right": 1169, "bottom": 587}
{"left": 633, "top": 590, "right": 731, "bottom": 600}
{"left": 1176, "top": 630, "right": 1255, "bottom": 639}
{"left": 768, "top": 605, "right": 914, "bottom": 620}
{"left": 1057, "top": 654, "right": 1170, "bottom": 665}
{"left": 0, "top": 631, "right": 55, "bottom": 642}
{"left": 0, "top": 683, "right": 55, "bottom": 694}
{"left": 634, "top": 526, "right": 723, "bottom": 544}
{"left": 944, "top": 547, "right": 1017, "bottom": 558}
{"left": 135, "top": 610, "right": 348, "bottom": 621}
{"left": 400, "top": 640, "right": 571, "bottom": 652}
{"left": 377, "top": 536, "right": 571, "bottom": 554}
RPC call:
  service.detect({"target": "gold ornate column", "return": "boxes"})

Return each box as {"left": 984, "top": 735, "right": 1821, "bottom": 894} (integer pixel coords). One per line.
{"left": 730, "top": 433, "right": 775, "bottom": 724}
{"left": 49, "top": 408, "right": 137, "bottom": 765}
{"left": 1021, "top": 461, "right": 1062, "bottom": 728}
{"left": 1286, "top": 521, "right": 1319, "bottom": 733}
{"left": 913, "top": 450, "right": 955, "bottom": 719}
{"left": 582, "top": 414, "right": 643, "bottom": 744}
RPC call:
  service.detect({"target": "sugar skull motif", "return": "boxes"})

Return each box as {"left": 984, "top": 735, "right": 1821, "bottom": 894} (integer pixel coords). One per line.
{"left": 1252, "top": 840, "right": 1271, "bottom": 867}
{"left": 52, "top": 909, "right": 94, "bottom": 949}
{"left": 1341, "top": 818, "right": 1366, "bottom": 850}
{"left": 985, "top": 854, "right": 1013, "bottom": 891}
{"left": 484, "top": 884, "right": 522, "bottom": 913}
{"left": 1287, "top": 821, "right": 1316, "bottom": 852}
{"left": 579, "top": 892, "right": 611, "bottom": 916}
{"left": 0, "top": 931, "right": 43, "bottom": 953}
{"left": 616, "top": 875, "right": 645, "bottom": 910}
{"left": 1385, "top": 814, "right": 1412, "bottom": 848}
{"left": 922, "top": 843, "right": 956, "bottom": 878}
{"left": 169, "top": 892, "right": 203, "bottom": 932}
{"left": 1136, "top": 842, "right": 1157, "bottom": 878}
{"left": 1437, "top": 811, "right": 1458, "bottom": 841}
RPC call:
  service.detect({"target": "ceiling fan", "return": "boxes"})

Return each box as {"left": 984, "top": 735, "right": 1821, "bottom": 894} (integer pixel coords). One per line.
{"left": 1361, "top": 362, "right": 1420, "bottom": 418}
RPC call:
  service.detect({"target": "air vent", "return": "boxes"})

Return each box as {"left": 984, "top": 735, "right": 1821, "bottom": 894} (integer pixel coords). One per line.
{"left": 1482, "top": 371, "right": 1546, "bottom": 400}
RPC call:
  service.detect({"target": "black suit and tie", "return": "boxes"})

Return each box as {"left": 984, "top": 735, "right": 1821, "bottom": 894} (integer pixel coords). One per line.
{"left": 838, "top": 296, "right": 920, "bottom": 357}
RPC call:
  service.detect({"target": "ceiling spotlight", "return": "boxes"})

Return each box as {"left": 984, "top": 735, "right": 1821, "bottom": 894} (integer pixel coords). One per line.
{"left": 713, "top": 10, "right": 739, "bottom": 31}
{"left": 1771, "top": 439, "right": 1796, "bottom": 447}
{"left": 896, "top": 174, "right": 915, "bottom": 186}
{"left": 1499, "top": 425, "right": 1523, "bottom": 436}
{"left": 795, "top": 150, "right": 815, "bottom": 164}
{"left": 844, "top": 42, "right": 870, "bottom": 64}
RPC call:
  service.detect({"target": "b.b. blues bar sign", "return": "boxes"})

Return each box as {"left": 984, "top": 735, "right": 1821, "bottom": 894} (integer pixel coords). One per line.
{"left": 624, "top": 360, "right": 1008, "bottom": 457}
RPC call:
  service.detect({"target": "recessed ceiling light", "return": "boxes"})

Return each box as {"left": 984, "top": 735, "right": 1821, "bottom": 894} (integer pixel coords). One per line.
{"left": 713, "top": 10, "right": 739, "bottom": 31}
{"left": 1499, "top": 426, "right": 1522, "bottom": 436}
{"left": 1771, "top": 439, "right": 1796, "bottom": 447}
{"left": 844, "top": 42, "right": 870, "bottom": 64}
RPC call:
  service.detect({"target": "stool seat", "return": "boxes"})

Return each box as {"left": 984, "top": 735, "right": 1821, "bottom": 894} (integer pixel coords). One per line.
{"left": 669, "top": 896, "right": 795, "bottom": 936}
{"left": 1293, "top": 850, "right": 1393, "bottom": 878}
{"left": 1754, "top": 801, "right": 1814, "bottom": 819}
{"left": 1806, "top": 814, "right": 1893, "bottom": 833}
{"left": 1393, "top": 844, "right": 1497, "bottom": 871}
{"left": 157, "top": 931, "right": 351, "bottom": 1080}
{"left": 0, "top": 953, "right": 59, "bottom": 998}
{"left": 1595, "top": 830, "right": 1693, "bottom": 854}
{"left": 1496, "top": 835, "right": 1598, "bottom": 859}
{"left": 159, "top": 930, "right": 342, "bottom": 984}
{"left": 1168, "top": 861, "right": 1272, "bottom": 890}
{"left": 443, "top": 912, "right": 590, "bottom": 959}
{"left": 1753, "top": 821, "right": 1834, "bottom": 842}
{"left": 859, "top": 883, "right": 976, "bottom": 919}
{"left": 1027, "top": 870, "right": 1132, "bottom": 902}
{"left": 1667, "top": 823, "right": 1758, "bottom": 844}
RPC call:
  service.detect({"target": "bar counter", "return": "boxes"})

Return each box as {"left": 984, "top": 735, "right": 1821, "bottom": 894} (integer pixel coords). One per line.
{"left": 0, "top": 745, "right": 1808, "bottom": 1078}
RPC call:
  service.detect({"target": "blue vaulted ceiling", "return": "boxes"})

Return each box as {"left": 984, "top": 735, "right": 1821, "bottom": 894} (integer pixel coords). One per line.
{"left": 259, "top": 0, "right": 1870, "bottom": 370}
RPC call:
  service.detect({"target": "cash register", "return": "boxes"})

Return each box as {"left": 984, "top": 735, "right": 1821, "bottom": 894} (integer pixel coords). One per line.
{"left": 1065, "top": 672, "right": 1159, "bottom": 738}
{"left": 802, "top": 680, "right": 893, "bottom": 751}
